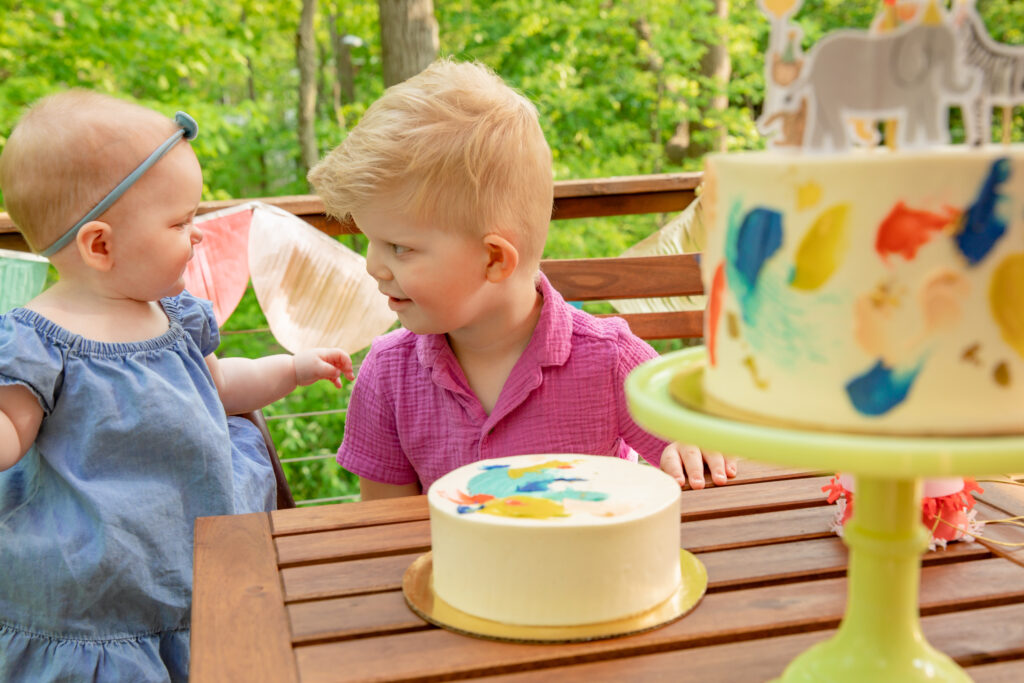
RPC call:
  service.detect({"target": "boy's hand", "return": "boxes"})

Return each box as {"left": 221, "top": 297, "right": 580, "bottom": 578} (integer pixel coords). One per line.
{"left": 659, "top": 442, "right": 737, "bottom": 490}
{"left": 294, "top": 348, "right": 355, "bottom": 388}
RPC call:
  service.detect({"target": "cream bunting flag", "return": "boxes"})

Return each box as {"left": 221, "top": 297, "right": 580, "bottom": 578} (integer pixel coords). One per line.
{"left": 247, "top": 202, "right": 397, "bottom": 354}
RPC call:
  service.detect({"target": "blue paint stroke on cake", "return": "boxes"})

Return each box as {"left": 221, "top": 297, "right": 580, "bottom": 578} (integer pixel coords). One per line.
{"left": 724, "top": 204, "right": 783, "bottom": 324}
{"left": 955, "top": 158, "right": 1010, "bottom": 266}
{"left": 845, "top": 359, "right": 924, "bottom": 416}
{"left": 732, "top": 207, "right": 783, "bottom": 290}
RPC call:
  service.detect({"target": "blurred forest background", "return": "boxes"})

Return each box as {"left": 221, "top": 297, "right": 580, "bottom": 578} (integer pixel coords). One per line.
{"left": 2, "top": 0, "right": 1021, "bottom": 502}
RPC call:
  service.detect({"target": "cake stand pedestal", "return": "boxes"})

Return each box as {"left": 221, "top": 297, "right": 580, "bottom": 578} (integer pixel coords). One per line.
{"left": 626, "top": 347, "right": 1024, "bottom": 682}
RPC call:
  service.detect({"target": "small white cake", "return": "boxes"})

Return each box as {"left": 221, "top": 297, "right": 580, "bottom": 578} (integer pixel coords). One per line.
{"left": 427, "top": 454, "right": 682, "bottom": 627}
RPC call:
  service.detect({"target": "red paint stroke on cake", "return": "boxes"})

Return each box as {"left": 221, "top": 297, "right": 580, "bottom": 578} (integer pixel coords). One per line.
{"left": 707, "top": 262, "right": 726, "bottom": 367}
{"left": 874, "top": 201, "right": 959, "bottom": 264}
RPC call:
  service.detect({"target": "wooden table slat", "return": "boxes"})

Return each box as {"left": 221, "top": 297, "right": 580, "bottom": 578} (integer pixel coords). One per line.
{"left": 192, "top": 513, "right": 298, "bottom": 683}
{"left": 271, "top": 495, "right": 429, "bottom": 537}
{"left": 679, "top": 475, "right": 833, "bottom": 520}
{"left": 276, "top": 520, "right": 432, "bottom": 567}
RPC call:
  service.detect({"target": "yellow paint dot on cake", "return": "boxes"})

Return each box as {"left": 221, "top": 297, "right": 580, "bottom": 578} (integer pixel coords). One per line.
{"left": 743, "top": 355, "right": 769, "bottom": 389}
{"left": 796, "top": 181, "right": 822, "bottom": 210}
{"left": 726, "top": 311, "right": 740, "bottom": 339}
{"left": 993, "top": 361, "right": 1011, "bottom": 387}
{"left": 790, "top": 203, "right": 850, "bottom": 291}
{"left": 961, "top": 343, "right": 981, "bottom": 366}
{"left": 990, "top": 253, "right": 1024, "bottom": 360}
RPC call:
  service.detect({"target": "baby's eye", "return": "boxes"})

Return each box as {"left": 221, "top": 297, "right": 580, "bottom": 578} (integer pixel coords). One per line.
{"left": 391, "top": 243, "right": 411, "bottom": 255}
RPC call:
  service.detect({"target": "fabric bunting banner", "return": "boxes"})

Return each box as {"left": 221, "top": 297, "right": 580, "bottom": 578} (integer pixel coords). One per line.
{"left": 186, "top": 204, "right": 256, "bottom": 326}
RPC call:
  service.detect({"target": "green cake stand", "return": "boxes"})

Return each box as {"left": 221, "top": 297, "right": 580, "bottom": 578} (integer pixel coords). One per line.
{"left": 626, "top": 347, "right": 1024, "bottom": 682}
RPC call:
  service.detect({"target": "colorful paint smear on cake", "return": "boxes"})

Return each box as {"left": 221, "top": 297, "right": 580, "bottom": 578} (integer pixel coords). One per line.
{"left": 845, "top": 359, "right": 924, "bottom": 416}
{"left": 707, "top": 262, "right": 726, "bottom": 366}
{"left": 788, "top": 203, "right": 850, "bottom": 290}
{"left": 723, "top": 199, "right": 835, "bottom": 372}
{"left": 875, "top": 202, "right": 959, "bottom": 263}
{"left": 954, "top": 158, "right": 1010, "bottom": 266}
{"left": 442, "top": 460, "right": 610, "bottom": 519}
{"left": 990, "top": 252, "right": 1024, "bottom": 360}
{"left": 849, "top": 269, "right": 969, "bottom": 415}
{"left": 919, "top": 269, "right": 970, "bottom": 335}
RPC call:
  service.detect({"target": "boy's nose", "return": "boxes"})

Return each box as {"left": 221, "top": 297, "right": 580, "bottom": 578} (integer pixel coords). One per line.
{"left": 190, "top": 223, "right": 203, "bottom": 245}
{"left": 364, "top": 243, "right": 391, "bottom": 281}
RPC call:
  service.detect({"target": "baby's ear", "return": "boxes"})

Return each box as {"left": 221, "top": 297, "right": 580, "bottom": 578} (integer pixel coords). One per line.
{"left": 483, "top": 233, "right": 519, "bottom": 283}
{"left": 76, "top": 221, "right": 115, "bottom": 272}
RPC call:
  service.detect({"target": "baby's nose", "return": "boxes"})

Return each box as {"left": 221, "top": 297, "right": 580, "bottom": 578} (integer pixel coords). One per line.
{"left": 190, "top": 223, "right": 204, "bottom": 245}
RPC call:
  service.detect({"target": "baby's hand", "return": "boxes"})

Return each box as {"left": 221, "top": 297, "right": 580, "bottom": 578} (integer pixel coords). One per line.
{"left": 659, "top": 442, "right": 737, "bottom": 490}
{"left": 293, "top": 348, "right": 355, "bottom": 388}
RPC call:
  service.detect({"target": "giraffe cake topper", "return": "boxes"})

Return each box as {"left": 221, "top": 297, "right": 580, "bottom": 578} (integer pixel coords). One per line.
{"left": 756, "top": 0, "right": 1023, "bottom": 153}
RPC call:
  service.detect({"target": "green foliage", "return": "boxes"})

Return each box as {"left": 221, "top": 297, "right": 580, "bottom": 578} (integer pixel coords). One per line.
{"left": 2, "top": 0, "right": 1022, "bottom": 502}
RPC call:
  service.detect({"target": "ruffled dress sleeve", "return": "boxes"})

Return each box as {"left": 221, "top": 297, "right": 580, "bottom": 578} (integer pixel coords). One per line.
{"left": 161, "top": 290, "right": 220, "bottom": 356}
{"left": 0, "top": 309, "right": 66, "bottom": 415}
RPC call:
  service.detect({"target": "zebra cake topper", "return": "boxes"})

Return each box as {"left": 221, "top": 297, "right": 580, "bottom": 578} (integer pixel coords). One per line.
{"left": 757, "top": 0, "right": 1018, "bottom": 153}
{"left": 952, "top": 0, "right": 1024, "bottom": 146}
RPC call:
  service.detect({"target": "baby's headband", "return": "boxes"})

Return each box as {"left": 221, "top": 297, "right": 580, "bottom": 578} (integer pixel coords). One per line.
{"left": 40, "top": 111, "right": 199, "bottom": 258}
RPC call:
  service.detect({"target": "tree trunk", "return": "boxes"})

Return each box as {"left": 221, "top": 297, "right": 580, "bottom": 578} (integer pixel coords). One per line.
{"left": 297, "top": 0, "right": 319, "bottom": 175}
{"left": 329, "top": 9, "right": 356, "bottom": 106}
{"left": 378, "top": 0, "right": 439, "bottom": 87}
{"left": 697, "top": 0, "right": 731, "bottom": 155}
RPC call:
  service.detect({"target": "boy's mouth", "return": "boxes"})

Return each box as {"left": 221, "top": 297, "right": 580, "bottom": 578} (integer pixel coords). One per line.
{"left": 385, "top": 294, "right": 410, "bottom": 309}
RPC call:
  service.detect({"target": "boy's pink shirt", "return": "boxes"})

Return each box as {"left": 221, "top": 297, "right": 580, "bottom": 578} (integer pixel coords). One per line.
{"left": 337, "top": 273, "right": 669, "bottom": 491}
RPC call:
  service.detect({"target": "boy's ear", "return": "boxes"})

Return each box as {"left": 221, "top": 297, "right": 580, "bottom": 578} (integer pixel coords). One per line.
{"left": 75, "top": 221, "right": 115, "bottom": 272}
{"left": 482, "top": 233, "right": 519, "bottom": 283}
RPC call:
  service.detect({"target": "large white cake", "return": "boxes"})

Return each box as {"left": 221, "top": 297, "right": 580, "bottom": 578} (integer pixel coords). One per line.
{"left": 700, "top": 146, "right": 1024, "bottom": 435}
{"left": 427, "top": 454, "right": 682, "bottom": 627}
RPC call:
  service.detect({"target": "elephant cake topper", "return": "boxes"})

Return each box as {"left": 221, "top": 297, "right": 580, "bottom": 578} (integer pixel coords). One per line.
{"left": 756, "top": 0, "right": 1020, "bottom": 153}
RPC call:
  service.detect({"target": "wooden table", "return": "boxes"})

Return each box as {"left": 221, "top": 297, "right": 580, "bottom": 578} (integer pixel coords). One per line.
{"left": 192, "top": 462, "right": 1024, "bottom": 682}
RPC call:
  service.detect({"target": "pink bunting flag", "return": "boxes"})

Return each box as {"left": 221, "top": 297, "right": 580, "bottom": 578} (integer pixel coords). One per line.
{"left": 184, "top": 204, "right": 255, "bottom": 325}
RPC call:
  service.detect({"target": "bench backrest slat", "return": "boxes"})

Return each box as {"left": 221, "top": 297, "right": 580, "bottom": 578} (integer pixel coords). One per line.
{"left": 540, "top": 252, "right": 705, "bottom": 341}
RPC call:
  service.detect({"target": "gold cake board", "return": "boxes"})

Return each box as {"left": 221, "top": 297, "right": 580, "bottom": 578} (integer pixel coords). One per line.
{"left": 402, "top": 549, "right": 707, "bottom": 643}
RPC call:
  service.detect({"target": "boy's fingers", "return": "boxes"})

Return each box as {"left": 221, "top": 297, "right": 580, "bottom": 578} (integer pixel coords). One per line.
{"left": 725, "top": 456, "right": 738, "bottom": 478}
{"left": 705, "top": 451, "right": 728, "bottom": 485}
{"left": 680, "top": 445, "right": 705, "bottom": 490}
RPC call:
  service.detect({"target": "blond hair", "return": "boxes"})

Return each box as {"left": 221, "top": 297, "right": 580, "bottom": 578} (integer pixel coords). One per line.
{"left": 0, "top": 90, "right": 175, "bottom": 253}
{"left": 309, "top": 59, "right": 553, "bottom": 265}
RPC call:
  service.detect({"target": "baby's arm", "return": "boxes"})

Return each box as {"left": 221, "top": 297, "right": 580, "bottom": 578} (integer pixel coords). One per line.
{"left": 206, "top": 348, "right": 355, "bottom": 415}
{"left": 358, "top": 477, "right": 421, "bottom": 501}
{"left": 659, "top": 442, "right": 737, "bottom": 490}
{"left": 0, "top": 385, "right": 43, "bottom": 471}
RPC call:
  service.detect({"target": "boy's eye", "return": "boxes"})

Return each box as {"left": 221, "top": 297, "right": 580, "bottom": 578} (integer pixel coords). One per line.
{"left": 391, "top": 244, "right": 411, "bottom": 255}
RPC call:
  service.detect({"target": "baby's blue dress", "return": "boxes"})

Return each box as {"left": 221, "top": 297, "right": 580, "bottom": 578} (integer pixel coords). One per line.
{"left": 0, "top": 292, "right": 276, "bottom": 682}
